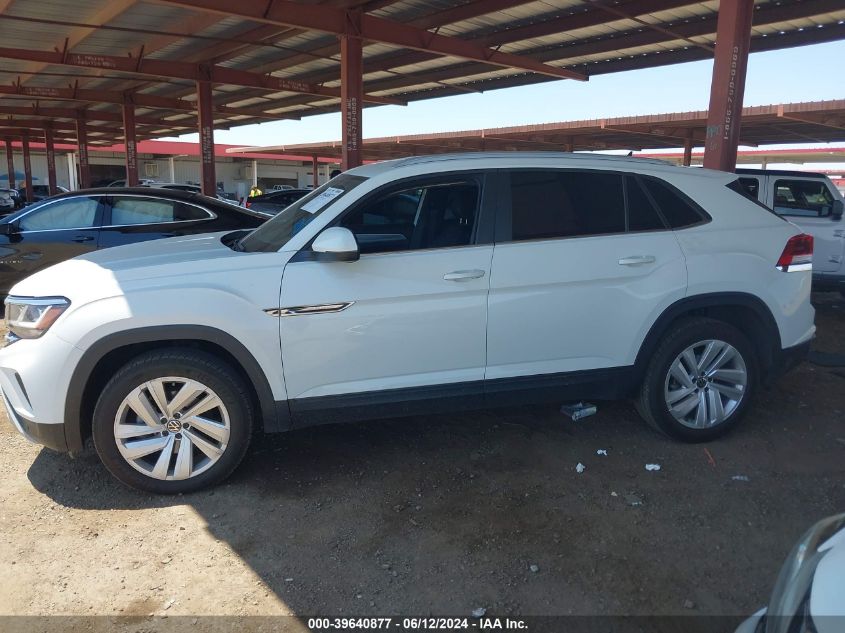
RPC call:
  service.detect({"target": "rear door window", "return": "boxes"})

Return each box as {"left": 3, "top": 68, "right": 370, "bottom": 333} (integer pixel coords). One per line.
{"left": 508, "top": 171, "right": 626, "bottom": 241}
{"left": 772, "top": 179, "right": 835, "bottom": 217}
{"left": 109, "top": 196, "right": 212, "bottom": 225}
{"left": 626, "top": 176, "right": 666, "bottom": 232}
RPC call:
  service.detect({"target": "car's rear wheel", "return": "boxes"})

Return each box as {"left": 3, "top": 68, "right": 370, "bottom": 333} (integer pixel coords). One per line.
{"left": 635, "top": 317, "right": 757, "bottom": 441}
{"left": 92, "top": 349, "right": 253, "bottom": 493}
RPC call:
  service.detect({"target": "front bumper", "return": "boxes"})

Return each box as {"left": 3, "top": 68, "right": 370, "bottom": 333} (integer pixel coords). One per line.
{"left": 1, "top": 389, "right": 67, "bottom": 451}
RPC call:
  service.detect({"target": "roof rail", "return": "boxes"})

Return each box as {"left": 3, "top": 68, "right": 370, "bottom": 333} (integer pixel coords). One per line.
{"left": 391, "top": 151, "right": 677, "bottom": 168}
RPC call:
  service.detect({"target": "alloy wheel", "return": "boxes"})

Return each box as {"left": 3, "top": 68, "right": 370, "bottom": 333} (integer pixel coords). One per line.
{"left": 113, "top": 377, "right": 231, "bottom": 481}
{"left": 663, "top": 339, "right": 748, "bottom": 429}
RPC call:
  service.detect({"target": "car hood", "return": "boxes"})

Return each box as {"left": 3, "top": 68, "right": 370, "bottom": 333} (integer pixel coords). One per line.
{"left": 9, "top": 231, "right": 282, "bottom": 302}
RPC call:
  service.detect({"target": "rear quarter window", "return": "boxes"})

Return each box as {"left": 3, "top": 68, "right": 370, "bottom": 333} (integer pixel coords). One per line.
{"left": 640, "top": 177, "right": 708, "bottom": 229}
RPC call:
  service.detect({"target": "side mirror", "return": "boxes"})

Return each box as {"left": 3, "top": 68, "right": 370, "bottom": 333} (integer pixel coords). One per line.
{"left": 0, "top": 221, "right": 19, "bottom": 235}
{"left": 832, "top": 200, "right": 844, "bottom": 220}
{"left": 311, "top": 227, "right": 359, "bottom": 262}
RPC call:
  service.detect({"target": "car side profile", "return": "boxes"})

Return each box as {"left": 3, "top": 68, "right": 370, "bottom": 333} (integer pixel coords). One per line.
{"left": 0, "top": 187, "right": 267, "bottom": 295}
{"left": 0, "top": 153, "right": 815, "bottom": 493}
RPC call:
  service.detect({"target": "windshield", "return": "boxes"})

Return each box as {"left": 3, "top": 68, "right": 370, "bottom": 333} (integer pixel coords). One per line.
{"left": 238, "top": 174, "right": 368, "bottom": 252}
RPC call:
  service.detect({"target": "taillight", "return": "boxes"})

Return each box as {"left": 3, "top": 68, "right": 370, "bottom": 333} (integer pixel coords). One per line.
{"left": 776, "top": 234, "right": 813, "bottom": 272}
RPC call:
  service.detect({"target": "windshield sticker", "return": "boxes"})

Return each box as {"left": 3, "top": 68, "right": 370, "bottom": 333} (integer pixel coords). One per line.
{"left": 300, "top": 187, "right": 345, "bottom": 213}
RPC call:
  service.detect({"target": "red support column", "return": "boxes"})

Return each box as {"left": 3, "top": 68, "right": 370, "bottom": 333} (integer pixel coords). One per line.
{"left": 312, "top": 156, "right": 319, "bottom": 188}
{"left": 196, "top": 77, "right": 217, "bottom": 196}
{"left": 21, "top": 131, "right": 33, "bottom": 203}
{"left": 340, "top": 12, "right": 363, "bottom": 171}
{"left": 4, "top": 138, "right": 14, "bottom": 189}
{"left": 122, "top": 96, "right": 139, "bottom": 186}
{"left": 702, "top": 0, "right": 754, "bottom": 172}
{"left": 44, "top": 126, "right": 58, "bottom": 195}
{"left": 76, "top": 114, "right": 91, "bottom": 189}
{"left": 683, "top": 135, "right": 694, "bottom": 167}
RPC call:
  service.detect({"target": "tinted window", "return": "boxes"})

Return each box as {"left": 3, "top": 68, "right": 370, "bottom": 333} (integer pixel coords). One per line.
{"left": 20, "top": 197, "right": 99, "bottom": 231}
{"left": 773, "top": 179, "right": 834, "bottom": 217}
{"left": 340, "top": 180, "right": 479, "bottom": 254}
{"left": 738, "top": 177, "right": 760, "bottom": 199}
{"left": 509, "top": 171, "right": 625, "bottom": 241}
{"left": 641, "top": 178, "right": 704, "bottom": 228}
{"left": 626, "top": 176, "right": 665, "bottom": 232}
{"left": 110, "top": 197, "right": 210, "bottom": 225}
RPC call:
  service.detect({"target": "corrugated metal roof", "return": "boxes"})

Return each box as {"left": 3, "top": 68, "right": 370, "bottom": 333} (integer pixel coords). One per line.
{"left": 0, "top": 0, "right": 841, "bottom": 143}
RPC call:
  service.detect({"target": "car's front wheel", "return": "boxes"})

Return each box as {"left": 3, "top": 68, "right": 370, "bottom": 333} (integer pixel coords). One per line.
{"left": 92, "top": 349, "right": 254, "bottom": 493}
{"left": 636, "top": 317, "right": 757, "bottom": 441}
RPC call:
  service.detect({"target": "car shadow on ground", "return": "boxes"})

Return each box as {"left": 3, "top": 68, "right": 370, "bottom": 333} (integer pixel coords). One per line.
{"left": 23, "top": 294, "right": 845, "bottom": 618}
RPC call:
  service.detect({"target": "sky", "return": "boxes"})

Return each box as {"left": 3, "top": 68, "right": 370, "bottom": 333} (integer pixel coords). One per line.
{"left": 170, "top": 40, "right": 845, "bottom": 160}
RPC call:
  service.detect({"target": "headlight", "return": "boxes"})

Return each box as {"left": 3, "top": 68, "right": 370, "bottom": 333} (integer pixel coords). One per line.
{"left": 765, "top": 513, "right": 845, "bottom": 633}
{"left": 4, "top": 296, "right": 70, "bottom": 341}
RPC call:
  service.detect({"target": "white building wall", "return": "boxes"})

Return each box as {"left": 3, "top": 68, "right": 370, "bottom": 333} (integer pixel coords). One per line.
{"left": 4, "top": 150, "right": 335, "bottom": 194}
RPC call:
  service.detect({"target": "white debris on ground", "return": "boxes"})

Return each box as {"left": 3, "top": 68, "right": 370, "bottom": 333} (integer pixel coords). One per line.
{"left": 645, "top": 464, "right": 661, "bottom": 472}
{"left": 732, "top": 475, "right": 750, "bottom": 481}
{"left": 596, "top": 449, "right": 608, "bottom": 456}
{"left": 575, "top": 463, "right": 586, "bottom": 474}
{"left": 472, "top": 608, "right": 486, "bottom": 618}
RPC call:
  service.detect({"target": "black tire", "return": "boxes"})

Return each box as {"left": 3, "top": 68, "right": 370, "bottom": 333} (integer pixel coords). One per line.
{"left": 92, "top": 348, "right": 254, "bottom": 494}
{"left": 635, "top": 317, "right": 758, "bottom": 442}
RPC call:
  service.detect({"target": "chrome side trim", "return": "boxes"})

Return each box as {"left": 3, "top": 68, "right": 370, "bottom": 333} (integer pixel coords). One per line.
{"left": 265, "top": 302, "right": 354, "bottom": 317}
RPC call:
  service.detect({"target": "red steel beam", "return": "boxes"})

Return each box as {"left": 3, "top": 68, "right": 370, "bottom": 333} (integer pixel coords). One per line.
{"left": 76, "top": 114, "right": 91, "bottom": 189}
{"left": 0, "top": 105, "right": 197, "bottom": 128}
{"left": 122, "top": 97, "right": 139, "bottom": 187}
{"left": 0, "top": 84, "right": 294, "bottom": 121}
{"left": 703, "top": 0, "right": 754, "bottom": 171}
{"left": 197, "top": 77, "right": 216, "bottom": 196}
{"left": 0, "top": 46, "right": 401, "bottom": 106}
{"left": 312, "top": 156, "right": 319, "bottom": 189}
{"left": 341, "top": 18, "right": 363, "bottom": 171}
{"left": 21, "top": 131, "right": 33, "bottom": 203}
{"left": 156, "top": 0, "right": 586, "bottom": 81}
{"left": 44, "top": 126, "right": 58, "bottom": 195}
{"left": 4, "top": 137, "right": 14, "bottom": 189}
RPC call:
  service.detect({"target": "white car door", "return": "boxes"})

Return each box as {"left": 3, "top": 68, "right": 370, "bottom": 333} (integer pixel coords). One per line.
{"left": 485, "top": 170, "right": 689, "bottom": 390}
{"left": 278, "top": 173, "right": 494, "bottom": 422}
{"left": 767, "top": 176, "right": 844, "bottom": 273}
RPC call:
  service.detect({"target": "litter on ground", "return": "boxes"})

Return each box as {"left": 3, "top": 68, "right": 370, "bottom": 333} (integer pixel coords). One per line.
{"left": 575, "top": 463, "right": 586, "bottom": 474}
{"left": 645, "top": 464, "right": 661, "bottom": 472}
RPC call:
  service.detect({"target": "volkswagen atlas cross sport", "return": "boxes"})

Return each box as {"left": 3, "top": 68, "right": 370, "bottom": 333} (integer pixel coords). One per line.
{"left": 0, "top": 153, "right": 815, "bottom": 493}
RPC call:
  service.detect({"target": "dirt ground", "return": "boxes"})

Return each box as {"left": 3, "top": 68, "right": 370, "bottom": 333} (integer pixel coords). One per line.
{"left": 0, "top": 295, "right": 843, "bottom": 626}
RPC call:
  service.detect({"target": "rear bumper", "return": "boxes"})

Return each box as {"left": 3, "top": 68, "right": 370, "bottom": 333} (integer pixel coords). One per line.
{"left": 1, "top": 389, "right": 68, "bottom": 452}
{"left": 767, "top": 339, "right": 812, "bottom": 384}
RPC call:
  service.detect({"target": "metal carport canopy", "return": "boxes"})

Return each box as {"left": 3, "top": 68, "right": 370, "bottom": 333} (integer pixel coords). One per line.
{"left": 0, "top": 0, "right": 843, "bottom": 192}
{"left": 224, "top": 100, "right": 845, "bottom": 163}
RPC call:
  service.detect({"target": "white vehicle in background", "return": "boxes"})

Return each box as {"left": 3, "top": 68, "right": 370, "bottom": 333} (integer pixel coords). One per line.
{"left": 736, "top": 169, "right": 845, "bottom": 295}
{"left": 735, "top": 513, "right": 845, "bottom": 633}
{"left": 0, "top": 153, "right": 816, "bottom": 493}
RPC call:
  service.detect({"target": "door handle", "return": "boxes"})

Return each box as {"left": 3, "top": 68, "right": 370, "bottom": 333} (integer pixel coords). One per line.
{"left": 71, "top": 235, "right": 95, "bottom": 243}
{"left": 618, "top": 255, "right": 656, "bottom": 266}
{"left": 443, "top": 269, "right": 486, "bottom": 281}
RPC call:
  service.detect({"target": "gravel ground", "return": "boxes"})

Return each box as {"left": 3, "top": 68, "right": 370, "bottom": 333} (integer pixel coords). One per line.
{"left": 0, "top": 294, "right": 843, "bottom": 623}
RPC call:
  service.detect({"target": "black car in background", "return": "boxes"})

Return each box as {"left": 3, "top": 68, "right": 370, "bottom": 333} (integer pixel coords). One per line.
{"left": 0, "top": 187, "right": 268, "bottom": 295}
{"left": 247, "top": 188, "right": 310, "bottom": 215}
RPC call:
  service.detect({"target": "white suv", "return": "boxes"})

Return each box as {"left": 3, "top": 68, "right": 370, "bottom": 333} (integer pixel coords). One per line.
{"left": 0, "top": 153, "right": 816, "bottom": 493}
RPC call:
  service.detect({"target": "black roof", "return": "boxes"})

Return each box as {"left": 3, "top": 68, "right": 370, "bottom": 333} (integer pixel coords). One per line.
{"left": 735, "top": 168, "right": 829, "bottom": 179}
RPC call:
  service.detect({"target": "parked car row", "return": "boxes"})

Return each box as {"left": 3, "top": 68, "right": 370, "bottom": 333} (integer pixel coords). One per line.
{"left": 0, "top": 187, "right": 268, "bottom": 295}
{"left": 0, "top": 153, "right": 815, "bottom": 494}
